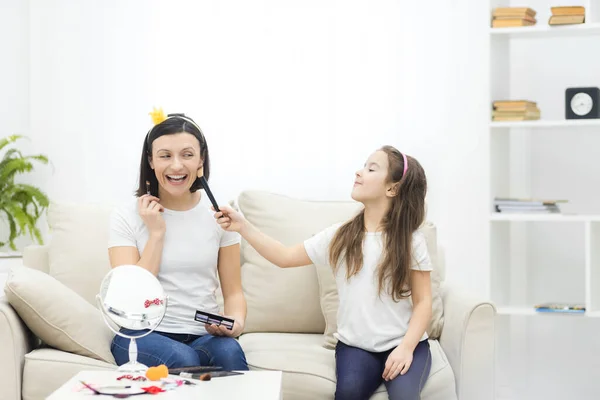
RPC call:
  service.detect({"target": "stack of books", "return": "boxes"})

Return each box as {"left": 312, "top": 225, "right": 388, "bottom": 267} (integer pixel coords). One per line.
{"left": 534, "top": 303, "right": 585, "bottom": 314}
{"left": 549, "top": 6, "right": 585, "bottom": 25}
{"left": 494, "top": 197, "right": 567, "bottom": 214}
{"left": 492, "top": 100, "right": 540, "bottom": 121}
{"left": 491, "top": 7, "right": 537, "bottom": 28}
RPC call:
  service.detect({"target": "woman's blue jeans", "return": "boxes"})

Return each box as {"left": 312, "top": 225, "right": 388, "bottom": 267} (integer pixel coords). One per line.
{"left": 111, "top": 328, "right": 249, "bottom": 371}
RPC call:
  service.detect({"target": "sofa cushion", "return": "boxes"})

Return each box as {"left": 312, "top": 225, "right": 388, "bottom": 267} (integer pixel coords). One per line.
{"left": 22, "top": 348, "right": 114, "bottom": 400}
{"left": 316, "top": 220, "right": 445, "bottom": 349}
{"left": 239, "top": 332, "right": 457, "bottom": 400}
{"left": 47, "top": 202, "right": 114, "bottom": 305}
{"left": 3, "top": 265, "right": 116, "bottom": 365}
{"left": 241, "top": 262, "right": 323, "bottom": 333}
{"left": 236, "top": 191, "right": 362, "bottom": 333}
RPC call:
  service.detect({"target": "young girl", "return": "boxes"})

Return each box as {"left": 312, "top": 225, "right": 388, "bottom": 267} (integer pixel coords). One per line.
{"left": 214, "top": 145, "right": 432, "bottom": 400}
{"left": 108, "top": 110, "right": 248, "bottom": 371}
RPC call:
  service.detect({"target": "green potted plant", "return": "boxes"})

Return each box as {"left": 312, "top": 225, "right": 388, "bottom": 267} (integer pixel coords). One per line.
{"left": 0, "top": 134, "right": 50, "bottom": 251}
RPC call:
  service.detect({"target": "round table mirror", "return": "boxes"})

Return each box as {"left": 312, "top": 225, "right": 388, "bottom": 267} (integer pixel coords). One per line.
{"left": 96, "top": 265, "right": 168, "bottom": 373}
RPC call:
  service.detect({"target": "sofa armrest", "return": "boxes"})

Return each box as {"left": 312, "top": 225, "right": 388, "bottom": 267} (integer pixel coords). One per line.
{"left": 22, "top": 244, "right": 50, "bottom": 274}
{"left": 439, "top": 283, "right": 496, "bottom": 400}
{"left": 0, "top": 295, "right": 39, "bottom": 400}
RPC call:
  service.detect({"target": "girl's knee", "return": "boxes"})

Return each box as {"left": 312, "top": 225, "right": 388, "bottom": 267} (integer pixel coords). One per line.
{"left": 335, "top": 381, "right": 373, "bottom": 400}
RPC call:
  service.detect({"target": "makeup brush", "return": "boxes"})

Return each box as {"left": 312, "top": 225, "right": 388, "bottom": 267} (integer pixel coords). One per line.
{"left": 197, "top": 167, "right": 220, "bottom": 213}
{"left": 146, "top": 180, "right": 151, "bottom": 196}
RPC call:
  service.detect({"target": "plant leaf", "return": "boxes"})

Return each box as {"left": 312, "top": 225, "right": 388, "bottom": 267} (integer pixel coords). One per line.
{"left": 0, "top": 134, "right": 23, "bottom": 153}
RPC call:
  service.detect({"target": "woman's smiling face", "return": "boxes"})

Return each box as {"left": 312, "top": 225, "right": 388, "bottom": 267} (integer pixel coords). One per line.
{"left": 149, "top": 132, "right": 203, "bottom": 198}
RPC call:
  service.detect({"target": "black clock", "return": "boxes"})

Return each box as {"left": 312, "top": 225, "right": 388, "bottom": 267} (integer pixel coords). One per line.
{"left": 565, "top": 87, "right": 600, "bottom": 119}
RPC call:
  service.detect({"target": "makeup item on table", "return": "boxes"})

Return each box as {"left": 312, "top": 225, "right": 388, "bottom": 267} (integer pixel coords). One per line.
{"left": 81, "top": 382, "right": 132, "bottom": 391}
{"left": 79, "top": 381, "right": 145, "bottom": 398}
{"left": 182, "top": 371, "right": 243, "bottom": 380}
{"left": 196, "top": 167, "right": 220, "bottom": 212}
{"left": 194, "top": 310, "right": 234, "bottom": 330}
{"left": 168, "top": 365, "right": 223, "bottom": 375}
{"left": 206, "top": 371, "right": 244, "bottom": 378}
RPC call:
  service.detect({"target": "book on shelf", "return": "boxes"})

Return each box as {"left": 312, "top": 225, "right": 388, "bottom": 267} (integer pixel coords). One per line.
{"left": 493, "top": 197, "right": 567, "bottom": 214}
{"left": 491, "top": 7, "right": 537, "bottom": 28}
{"left": 534, "top": 303, "right": 585, "bottom": 313}
{"left": 549, "top": 6, "right": 585, "bottom": 25}
{"left": 492, "top": 100, "right": 540, "bottom": 121}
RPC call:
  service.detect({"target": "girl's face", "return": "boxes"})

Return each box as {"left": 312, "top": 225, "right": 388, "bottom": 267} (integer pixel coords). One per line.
{"left": 149, "top": 132, "right": 202, "bottom": 198}
{"left": 351, "top": 150, "right": 393, "bottom": 203}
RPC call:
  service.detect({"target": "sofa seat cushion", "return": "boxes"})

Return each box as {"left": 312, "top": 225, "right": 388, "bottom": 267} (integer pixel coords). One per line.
{"left": 239, "top": 332, "right": 457, "bottom": 400}
{"left": 22, "top": 348, "right": 114, "bottom": 400}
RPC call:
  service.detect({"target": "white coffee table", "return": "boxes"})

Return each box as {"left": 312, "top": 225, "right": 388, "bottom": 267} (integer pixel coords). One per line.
{"left": 47, "top": 370, "right": 283, "bottom": 399}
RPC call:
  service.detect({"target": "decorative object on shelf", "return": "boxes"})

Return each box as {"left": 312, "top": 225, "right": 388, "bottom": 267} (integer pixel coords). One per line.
{"left": 534, "top": 303, "right": 585, "bottom": 314}
{"left": 549, "top": 6, "right": 585, "bottom": 25}
{"left": 491, "top": 7, "right": 537, "bottom": 28}
{"left": 0, "top": 134, "right": 50, "bottom": 251}
{"left": 493, "top": 197, "right": 567, "bottom": 214}
{"left": 565, "top": 87, "right": 600, "bottom": 119}
{"left": 492, "top": 100, "right": 540, "bottom": 121}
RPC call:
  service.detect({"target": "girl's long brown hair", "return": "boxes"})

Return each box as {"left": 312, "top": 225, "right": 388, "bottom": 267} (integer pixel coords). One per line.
{"left": 328, "top": 146, "right": 427, "bottom": 301}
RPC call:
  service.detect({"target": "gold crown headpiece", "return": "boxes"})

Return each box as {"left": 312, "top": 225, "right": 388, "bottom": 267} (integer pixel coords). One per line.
{"left": 148, "top": 107, "right": 203, "bottom": 134}
{"left": 149, "top": 107, "right": 168, "bottom": 125}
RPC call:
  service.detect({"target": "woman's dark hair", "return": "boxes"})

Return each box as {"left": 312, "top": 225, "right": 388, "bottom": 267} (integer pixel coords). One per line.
{"left": 136, "top": 113, "right": 210, "bottom": 197}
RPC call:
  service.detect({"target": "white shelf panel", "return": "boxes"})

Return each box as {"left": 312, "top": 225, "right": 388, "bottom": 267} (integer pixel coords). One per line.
{"left": 490, "top": 119, "right": 600, "bottom": 129}
{"left": 490, "top": 213, "right": 600, "bottom": 222}
{"left": 497, "top": 307, "right": 597, "bottom": 317}
{"left": 490, "top": 22, "right": 600, "bottom": 39}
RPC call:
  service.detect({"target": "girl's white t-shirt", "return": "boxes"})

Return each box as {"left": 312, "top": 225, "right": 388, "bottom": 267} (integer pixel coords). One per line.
{"left": 304, "top": 223, "right": 433, "bottom": 352}
{"left": 107, "top": 198, "right": 241, "bottom": 335}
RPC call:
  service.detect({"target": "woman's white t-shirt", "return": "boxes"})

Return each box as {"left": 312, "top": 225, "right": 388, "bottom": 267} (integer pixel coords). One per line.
{"left": 107, "top": 198, "right": 241, "bottom": 335}
{"left": 304, "top": 223, "right": 433, "bottom": 353}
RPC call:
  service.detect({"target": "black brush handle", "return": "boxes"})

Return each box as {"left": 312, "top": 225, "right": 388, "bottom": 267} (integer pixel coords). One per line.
{"left": 199, "top": 176, "right": 220, "bottom": 212}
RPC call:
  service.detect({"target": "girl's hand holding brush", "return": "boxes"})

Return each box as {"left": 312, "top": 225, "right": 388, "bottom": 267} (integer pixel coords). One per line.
{"left": 213, "top": 205, "right": 248, "bottom": 234}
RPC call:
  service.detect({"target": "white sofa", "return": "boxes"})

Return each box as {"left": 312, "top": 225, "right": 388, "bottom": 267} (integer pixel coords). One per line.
{"left": 1, "top": 190, "right": 496, "bottom": 400}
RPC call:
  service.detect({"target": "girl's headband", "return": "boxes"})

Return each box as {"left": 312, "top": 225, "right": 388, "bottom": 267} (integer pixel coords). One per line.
{"left": 402, "top": 152, "right": 408, "bottom": 177}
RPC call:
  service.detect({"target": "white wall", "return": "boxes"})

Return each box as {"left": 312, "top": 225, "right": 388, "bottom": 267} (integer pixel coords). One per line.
{"left": 0, "top": 0, "right": 29, "bottom": 136}
{"left": 27, "top": 0, "right": 491, "bottom": 298}
{"left": 0, "top": 0, "right": 31, "bottom": 251}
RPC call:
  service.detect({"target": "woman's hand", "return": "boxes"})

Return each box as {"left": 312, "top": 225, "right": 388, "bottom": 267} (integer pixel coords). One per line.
{"left": 204, "top": 317, "right": 244, "bottom": 338}
{"left": 213, "top": 205, "right": 248, "bottom": 234}
{"left": 382, "top": 344, "right": 413, "bottom": 381}
{"left": 138, "top": 194, "right": 165, "bottom": 236}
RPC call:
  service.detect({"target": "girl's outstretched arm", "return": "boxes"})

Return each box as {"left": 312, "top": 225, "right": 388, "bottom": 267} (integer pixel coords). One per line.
{"left": 214, "top": 205, "right": 312, "bottom": 268}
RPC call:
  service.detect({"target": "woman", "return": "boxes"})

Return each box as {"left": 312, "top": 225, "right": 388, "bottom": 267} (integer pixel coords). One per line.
{"left": 107, "top": 110, "right": 248, "bottom": 370}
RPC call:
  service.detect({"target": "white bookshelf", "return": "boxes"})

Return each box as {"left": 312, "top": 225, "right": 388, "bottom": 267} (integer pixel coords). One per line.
{"left": 489, "top": 0, "right": 600, "bottom": 316}
{"left": 489, "top": 21, "right": 600, "bottom": 38}
{"left": 490, "top": 119, "right": 600, "bottom": 128}
{"left": 489, "top": 1, "right": 600, "bottom": 398}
